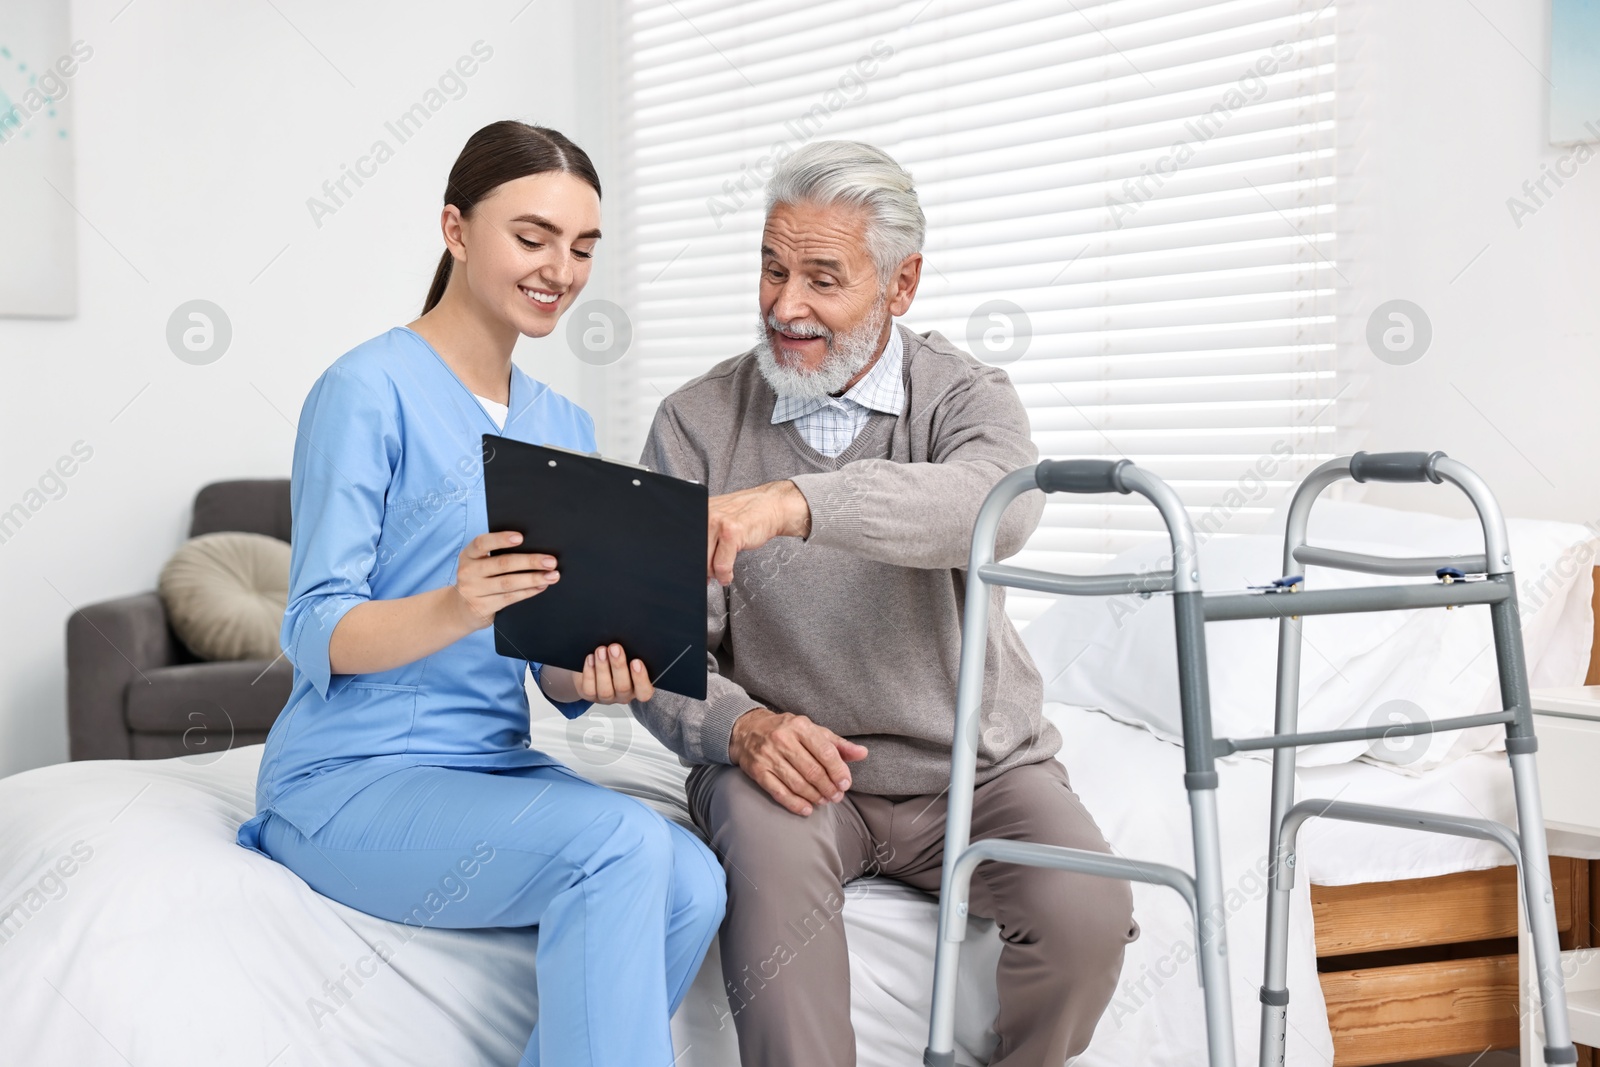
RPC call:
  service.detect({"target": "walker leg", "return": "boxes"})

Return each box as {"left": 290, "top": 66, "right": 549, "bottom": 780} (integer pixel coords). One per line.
{"left": 1171, "top": 585, "right": 1237, "bottom": 1067}
{"left": 1259, "top": 614, "right": 1303, "bottom": 1066}
{"left": 924, "top": 542, "right": 989, "bottom": 1067}
{"left": 924, "top": 918, "right": 962, "bottom": 1067}
{"left": 1510, "top": 748, "right": 1577, "bottom": 1064}
{"left": 1491, "top": 585, "right": 1577, "bottom": 1065}
{"left": 924, "top": 767, "right": 973, "bottom": 1067}
{"left": 1257, "top": 761, "right": 1295, "bottom": 1067}
{"left": 1189, "top": 786, "right": 1238, "bottom": 1067}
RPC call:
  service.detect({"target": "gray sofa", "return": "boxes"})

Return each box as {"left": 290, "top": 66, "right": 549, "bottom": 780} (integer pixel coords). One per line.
{"left": 66, "top": 479, "right": 295, "bottom": 761}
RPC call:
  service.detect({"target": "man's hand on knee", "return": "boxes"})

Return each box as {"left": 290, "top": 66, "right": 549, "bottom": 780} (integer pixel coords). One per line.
{"left": 727, "top": 708, "right": 868, "bottom": 817}
{"left": 706, "top": 480, "right": 811, "bottom": 584}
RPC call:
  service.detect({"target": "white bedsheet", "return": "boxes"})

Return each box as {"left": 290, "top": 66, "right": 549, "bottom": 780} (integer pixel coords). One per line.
{"left": 0, "top": 705, "right": 1333, "bottom": 1066}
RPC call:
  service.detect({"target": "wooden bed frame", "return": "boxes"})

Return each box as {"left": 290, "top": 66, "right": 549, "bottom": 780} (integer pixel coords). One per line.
{"left": 1311, "top": 567, "right": 1600, "bottom": 1065}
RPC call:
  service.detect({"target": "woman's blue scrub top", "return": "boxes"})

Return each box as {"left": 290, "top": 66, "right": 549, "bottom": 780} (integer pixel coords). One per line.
{"left": 236, "top": 326, "right": 594, "bottom": 855}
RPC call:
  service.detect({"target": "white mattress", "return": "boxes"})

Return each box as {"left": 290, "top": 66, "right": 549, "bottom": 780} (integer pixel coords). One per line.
{"left": 0, "top": 705, "right": 1343, "bottom": 1065}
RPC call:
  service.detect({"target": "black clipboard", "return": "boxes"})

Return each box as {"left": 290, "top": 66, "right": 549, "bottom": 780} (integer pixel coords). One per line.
{"left": 481, "top": 435, "right": 709, "bottom": 700}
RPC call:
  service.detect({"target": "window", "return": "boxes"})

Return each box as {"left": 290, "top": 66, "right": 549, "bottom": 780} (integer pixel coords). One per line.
{"left": 611, "top": 0, "right": 1342, "bottom": 620}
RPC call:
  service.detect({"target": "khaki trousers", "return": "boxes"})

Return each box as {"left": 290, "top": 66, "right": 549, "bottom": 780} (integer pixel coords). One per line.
{"left": 686, "top": 757, "right": 1138, "bottom": 1067}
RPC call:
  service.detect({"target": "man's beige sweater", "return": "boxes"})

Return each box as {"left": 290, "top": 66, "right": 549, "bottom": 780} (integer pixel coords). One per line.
{"left": 629, "top": 324, "right": 1058, "bottom": 795}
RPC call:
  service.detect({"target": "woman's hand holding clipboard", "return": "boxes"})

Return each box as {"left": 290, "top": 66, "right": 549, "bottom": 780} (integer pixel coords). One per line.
{"left": 453, "top": 528, "right": 656, "bottom": 705}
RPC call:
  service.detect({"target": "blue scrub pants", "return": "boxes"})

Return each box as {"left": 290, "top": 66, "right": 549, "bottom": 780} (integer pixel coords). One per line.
{"left": 255, "top": 761, "right": 726, "bottom": 1067}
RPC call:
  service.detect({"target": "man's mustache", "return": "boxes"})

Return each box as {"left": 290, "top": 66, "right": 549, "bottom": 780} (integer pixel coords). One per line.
{"left": 765, "top": 314, "right": 832, "bottom": 342}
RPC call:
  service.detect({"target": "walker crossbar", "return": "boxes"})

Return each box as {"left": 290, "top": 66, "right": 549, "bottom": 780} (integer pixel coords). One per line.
{"left": 975, "top": 562, "right": 1174, "bottom": 597}
{"left": 923, "top": 452, "right": 1576, "bottom": 1067}
{"left": 1275, "top": 799, "right": 1523, "bottom": 882}
{"left": 939, "top": 841, "right": 1198, "bottom": 944}
{"left": 1292, "top": 544, "right": 1489, "bottom": 577}
{"left": 1202, "top": 579, "right": 1510, "bottom": 621}
{"left": 1217, "top": 710, "right": 1518, "bottom": 755}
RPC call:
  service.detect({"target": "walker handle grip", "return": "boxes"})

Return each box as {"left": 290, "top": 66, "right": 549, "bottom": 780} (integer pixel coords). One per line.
{"left": 1034, "top": 459, "right": 1134, "bottom": 495}
{"left": 1348, "top": 450, "right": 1446, "bottom": 484}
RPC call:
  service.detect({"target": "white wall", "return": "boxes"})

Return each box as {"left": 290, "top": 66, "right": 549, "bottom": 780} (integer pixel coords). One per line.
{"left": 0, "top": 0, "right": 610, "bottom": 776}
{"left": 1349, "top": 0, "right": 1600, "bottom": 524}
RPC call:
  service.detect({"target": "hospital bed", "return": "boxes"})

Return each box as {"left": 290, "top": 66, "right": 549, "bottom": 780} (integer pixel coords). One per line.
{"left": 0, "top": 500, "right": 1594, "bottom": 1064}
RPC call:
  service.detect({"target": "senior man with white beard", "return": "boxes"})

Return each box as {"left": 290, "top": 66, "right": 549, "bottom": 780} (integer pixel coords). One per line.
{"left": 629, "top": 140, "right": 1137, "bottom": 1067}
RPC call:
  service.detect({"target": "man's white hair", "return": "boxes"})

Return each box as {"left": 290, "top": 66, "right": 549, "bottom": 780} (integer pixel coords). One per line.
{"left": 764, "top": 140, "right": 925, "bottom": 283}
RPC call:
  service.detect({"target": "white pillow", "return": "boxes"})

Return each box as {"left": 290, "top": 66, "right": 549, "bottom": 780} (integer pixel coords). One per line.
{"left": 1022, "top": 505, "right": 1596, "bottom": 770}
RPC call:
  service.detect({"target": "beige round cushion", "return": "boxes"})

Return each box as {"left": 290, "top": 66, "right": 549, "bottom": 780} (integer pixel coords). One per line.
{"left": 158, "top": 532, "right": 291, "bottom": 662}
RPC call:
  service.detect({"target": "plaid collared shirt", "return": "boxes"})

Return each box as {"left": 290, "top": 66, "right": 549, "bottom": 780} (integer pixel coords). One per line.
{"left": 771, "top": 326, "right": 905, "bottom": 457}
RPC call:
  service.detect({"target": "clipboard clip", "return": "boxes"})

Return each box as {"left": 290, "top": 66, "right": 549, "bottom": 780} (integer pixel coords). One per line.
{"left": 485, "top": 434, "right": 697, "bottom": 483}
{"left": 532, "top": 442, "right": 653, "bottom": 473}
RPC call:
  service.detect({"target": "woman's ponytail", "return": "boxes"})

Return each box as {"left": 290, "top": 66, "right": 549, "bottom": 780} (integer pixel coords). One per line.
{"left": 422, "top": 250, "right": 454, "bottom": 315}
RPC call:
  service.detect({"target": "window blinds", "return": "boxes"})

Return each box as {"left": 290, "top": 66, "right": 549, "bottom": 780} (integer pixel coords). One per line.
{"left": 612, "top": 0, "right": 1341, "bottom": 621}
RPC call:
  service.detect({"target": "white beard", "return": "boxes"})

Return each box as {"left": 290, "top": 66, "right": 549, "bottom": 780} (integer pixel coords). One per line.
{"left": 754, "top": 299, "right": 890, "bottom": 399}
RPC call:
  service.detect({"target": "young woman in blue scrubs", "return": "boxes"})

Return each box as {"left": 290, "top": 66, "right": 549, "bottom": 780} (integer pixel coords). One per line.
{"left": 235, "top": 121, "right": 725, "bottom": 1067}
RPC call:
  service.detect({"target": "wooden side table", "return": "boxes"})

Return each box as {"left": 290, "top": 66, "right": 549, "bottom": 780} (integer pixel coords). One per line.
{"left": 1522, "top": 686, "right": 1600, "bottom": 1064}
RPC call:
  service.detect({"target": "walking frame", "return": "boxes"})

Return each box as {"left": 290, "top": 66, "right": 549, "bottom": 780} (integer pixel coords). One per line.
{"left": 923, "top": 451, "right": 1576, "bottom": 1067}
